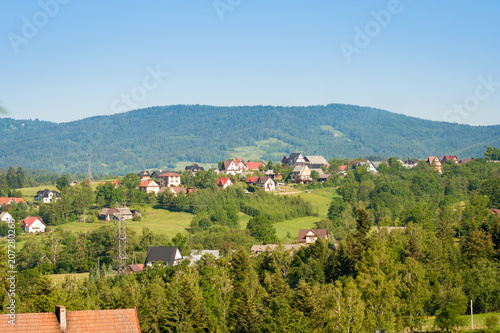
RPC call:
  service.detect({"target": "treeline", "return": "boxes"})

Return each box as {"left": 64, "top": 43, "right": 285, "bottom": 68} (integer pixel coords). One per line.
{"left": 157, "top": 184, "right": 315, "bottom": 232}
{"left": 321, "top": 158, "right": 500, "bottom": 240}
{"left": 3, "top": 219, "right": 500, "bottom": 332}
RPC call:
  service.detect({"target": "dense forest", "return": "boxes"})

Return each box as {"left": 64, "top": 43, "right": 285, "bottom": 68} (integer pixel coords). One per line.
{"left": 1, "top": 104, "right": 499, "bottom": 174}
{"left": 1, "top": 156, "right": 500, "bottom": 332}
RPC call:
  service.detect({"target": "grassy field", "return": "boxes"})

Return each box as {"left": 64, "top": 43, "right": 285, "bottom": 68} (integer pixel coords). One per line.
{"left": 421, "top": 312, "right": 500, "bottom": 331}
{"left": 49, "top": 272, "right": 90, "bottom": 284}
{"left": 272, "top": 188, "right": 338, "bottom": 240}
{"left": 57, "top": 209, "right": 194, "bottom": 237}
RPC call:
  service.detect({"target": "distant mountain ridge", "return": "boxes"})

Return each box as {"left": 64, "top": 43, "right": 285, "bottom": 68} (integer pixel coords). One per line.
{"left": 0, "top": 104, "right": 499, "bottom": 175}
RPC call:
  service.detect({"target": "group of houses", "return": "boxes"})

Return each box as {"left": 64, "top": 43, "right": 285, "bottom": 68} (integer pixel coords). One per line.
{"left": 124, "top": 227, "right": 333, "bottom": 275}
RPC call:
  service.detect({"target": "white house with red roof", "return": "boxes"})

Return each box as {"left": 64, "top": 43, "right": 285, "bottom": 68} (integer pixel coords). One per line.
{"left": 138, "top": 180, "right": 160, "bottom": 194}
{"left": 217, "top": 177, "right": 233, "bottom": 189}
{"left": 21, "top": 216, "right": 47, "bottom": 233}
{"left": 158, "top": 172, "right": 182, "bottom": 187}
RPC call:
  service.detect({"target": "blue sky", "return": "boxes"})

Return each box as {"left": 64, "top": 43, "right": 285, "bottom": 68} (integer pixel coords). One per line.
{"left": 1, "top": 0, "right": 499, "bottom": 125}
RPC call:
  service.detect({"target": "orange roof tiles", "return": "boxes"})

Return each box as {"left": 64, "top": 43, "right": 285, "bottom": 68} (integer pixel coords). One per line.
{"left": 0, "top": 308, "right": 141, "bottom": 332}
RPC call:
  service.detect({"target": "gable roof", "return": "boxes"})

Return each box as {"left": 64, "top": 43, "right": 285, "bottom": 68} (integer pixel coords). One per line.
{"left": 306, "top": 155, "right": 329, "bottom": 165}
{"left": 0, "top": 307, "right": 141, "bottom": 332}
{"left": 0, "top": 212, "right": 13, "bottom": 219}
{"left": 36, "top": 189, "right": 61, "bottom": 198}
{"left": 138, "top": 180, "right": 159, "bottom": 188}
{"left": 127, "top": 264, "right": 144, "bottom": 273}
{"left": 244, "top": 161, "right": 264, "bottom": 170}
{"left": 138, "top": 170, "right": 150, "bottom": 177}
{"left": 0, "top": 197, "right": 25, "bottom": 205}
{"left": 298, "top": 228, "right": 329, "bottom": 242}
{"left": 245, "top": 176, "right": 259, "bottom": 184}
{"left": 217, "top": 177, "right": 232, "bottom": 186}
{"left": 144, "top": 246, "right": 182, "bottom": 266}
{"left": 292, "top": 164, "right": 309, "bottom": 173}
{"left": 170, "top": 187, "right": 188, "bottom": 195}
{"left": 256, "top": 176, "right": 273, "bottom": 185}
{"left": 185, "top": 164, "right": 204, "bottom": 172}
{"left": 21, "top": 216, "right": 47, "bottom": 228}
{"left": 490, "top": 208, "right": 500, "bottom": 217}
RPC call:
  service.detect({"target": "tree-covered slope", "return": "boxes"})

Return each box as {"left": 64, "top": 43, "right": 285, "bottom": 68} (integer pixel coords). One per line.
{"left": 1, "top": 104, "right": 499, "bottom": 174}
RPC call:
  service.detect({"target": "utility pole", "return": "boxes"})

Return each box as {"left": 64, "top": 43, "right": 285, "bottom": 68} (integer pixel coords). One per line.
{"left": 471, "top": 299, "right": 473, "bottom": 330}
{"left": 114, "top": 216, "right": 127, "bottom": 274}
{"left": 87, "top": 154, "right": 93, "bottom": 181}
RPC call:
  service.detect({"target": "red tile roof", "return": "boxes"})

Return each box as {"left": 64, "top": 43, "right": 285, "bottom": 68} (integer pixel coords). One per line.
{"left": 138, "top": 180, "right": 159, "bottom": 187}
{"left": 21, "top": 216, "right": 47, "bottom": 228}
{"left": 338, "top": 165, "right": 347, "bottom": 171}
{"left": 0, "top": 197, "right": 25, "bottom": 205}
{"left": 0, "top": 308, "right": 141, "bottom": 332}
{"left": 244, "top": 162, "right": 264, "bottom": 170}
{"left": 245, "top": 176, "right": 259, "bottom": 184}
{"left": 218, "top": 177, "right": 232, "bottom": 186}
{"left": 158, "top": 172, "right": 181, "bottom": 177}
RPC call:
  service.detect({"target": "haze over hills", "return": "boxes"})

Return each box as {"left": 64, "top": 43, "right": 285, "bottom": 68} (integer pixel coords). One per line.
{"left": 1, "top": 104, "right": 499, "bottom": 175}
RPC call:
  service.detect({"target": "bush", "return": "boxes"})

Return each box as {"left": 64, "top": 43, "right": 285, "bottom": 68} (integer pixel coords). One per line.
{"left": 485, "top": 313, "right": 499, "bottom": 331}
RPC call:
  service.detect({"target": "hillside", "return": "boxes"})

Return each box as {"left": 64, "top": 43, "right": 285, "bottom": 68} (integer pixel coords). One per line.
{"left": 1, "top": 104, "right": 499, "bottom": 174}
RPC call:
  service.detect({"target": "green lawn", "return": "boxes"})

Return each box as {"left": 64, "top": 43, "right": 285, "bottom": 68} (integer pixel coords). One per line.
{"left": 422, "top": 312, "right": 500, "bottom": 331}
{"left": 49, "top": 272, "right": 89, "bottom": 284}
{"left": 272, "top": 188, "right": 338, "bottom": 240}
{"left": 57, "top": 209, "right": 194, "bottom": 238}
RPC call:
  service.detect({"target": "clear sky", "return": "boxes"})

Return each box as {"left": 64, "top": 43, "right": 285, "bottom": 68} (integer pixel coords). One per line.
{"left": 1, "top": 0, "right": 499, "bottom": 125}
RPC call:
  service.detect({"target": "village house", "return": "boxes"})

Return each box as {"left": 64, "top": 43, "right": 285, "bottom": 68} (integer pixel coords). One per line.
{"left": 185, "top": 163, "right": 204, "bottom": 174}
{"left": 0, "top": 305, "right": 141, "bottom": 332}
{"left": 144, "top": 246, "right": 183, "bottom": 267}
{"left": 441, "top": 155, "right": 459, "bottom": 165}
{"left": 99, "top": 207, "right": 133, "bottom": 221}
{"left": 297, "top": 228, "right": 330, "bottom": 244}
{"left": 0, "top": 197, "right": 25, "bottom": 208}
{"left": 187, "top": 250, "right": 221, "bottom": 266}
{"left": 217, "top": 177, "right": 233, "bottom": 189}
{"left": 0, "top": 212, "right": 15, "bottom": 223}
{"left": 306, "top": 155, "right": 330, "bottom": 169}
{"left": 125, "top": 264, "right": 144, "bottom": 274}
{"left": 159, "top": 186, "right": 190, "bottom": 197}
{"left": 137, "top": 170, "right": 151, "bottom": 180}
{"left": 281, "top": 153, "right": 308, "bottom": 167}
{"left": 138, "top": 180, "right": 160, "bottom": 194}
{"left": 290, "top": 165, "right": 312, "bottom": 183}
{"left": 426, "top": 156, "right": 443, "bottom": 173}
{"left": 69, "top": 180, "right": 79, "bottom": 187}
{"left": 157, "top": 171, "right": 182, "bottom": 187}
{"left": 245, "top": 176, "right": 276, "bottom": 191}
{"left": 356, "top": 160, "right": 379, "bottom": 173}
{"left": 35, "top": 189, "right": 61, "bottom": 203}
{"left": 21, "top": 216, "right": 47, "bottom": 233}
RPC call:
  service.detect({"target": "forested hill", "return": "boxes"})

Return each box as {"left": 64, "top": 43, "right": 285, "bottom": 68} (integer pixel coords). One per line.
{"left": 1, "top": 104, "right": 499, "bottom": 175}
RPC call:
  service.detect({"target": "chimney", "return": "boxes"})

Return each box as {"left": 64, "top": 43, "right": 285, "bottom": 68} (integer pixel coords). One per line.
{"left": 55, "top": 305, "right": 67, "bottom": 330}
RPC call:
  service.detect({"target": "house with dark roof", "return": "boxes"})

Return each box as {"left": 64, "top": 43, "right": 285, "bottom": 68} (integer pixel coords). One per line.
{"left": 144, "top": 246, "right": 183, "bottom": 267}
{"left": 138, "top": 170, "right": 150, "bottom": 180}
{"left": 0, "top": 305, "right": 141, "bottom": 332}
{"left": 21, "top": 216, "right": 47, "bottom": 233}
{"left": 185, "top": 163, "right": 205, "bottom": 174}
{"left": 298, "top": 228, "right": 330, "bottom": 244}
{"left": 281, "top": 153, "right": 308, "bottom": 167}
{"left": 35, "top": 189, "right": 61, "bottom": 203}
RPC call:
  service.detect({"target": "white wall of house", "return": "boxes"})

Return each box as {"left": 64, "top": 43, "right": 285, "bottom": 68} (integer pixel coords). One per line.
{"left": 25, "top": 219, "right": 46, "bottom": 233}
